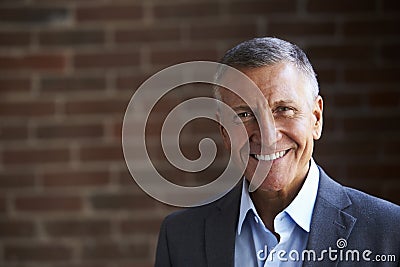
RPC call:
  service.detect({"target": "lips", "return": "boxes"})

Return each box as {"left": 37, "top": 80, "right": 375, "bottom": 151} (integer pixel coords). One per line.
{"left": 251, "top": 149, "right": 289, "bottom": 161}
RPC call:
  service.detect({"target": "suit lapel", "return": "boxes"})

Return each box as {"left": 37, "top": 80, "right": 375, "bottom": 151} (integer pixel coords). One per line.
{"left": 304, "top": 167, "right": 357, "bottom": 267}
{"left": 205, "top": 183, "right": 241, "bottom": 267}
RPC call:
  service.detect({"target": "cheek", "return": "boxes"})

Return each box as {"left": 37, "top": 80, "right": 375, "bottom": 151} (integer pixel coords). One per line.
{"left": 285, "top": 119, "right": 314, "bottom": 144}
{"left": 226, "top": 126, "right": 249, "bottom": 149}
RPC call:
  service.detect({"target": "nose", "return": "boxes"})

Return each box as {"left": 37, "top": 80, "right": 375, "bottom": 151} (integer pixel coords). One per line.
{"left": 250, "top": 108, "right": 277, "bottom": 148}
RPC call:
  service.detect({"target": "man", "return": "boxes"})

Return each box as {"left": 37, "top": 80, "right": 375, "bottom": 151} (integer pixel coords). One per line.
{"left": 155, "top": 37, "right": 400, "bottom": 266}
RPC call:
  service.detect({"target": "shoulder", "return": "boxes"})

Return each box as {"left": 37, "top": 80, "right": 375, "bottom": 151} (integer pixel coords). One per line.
{"left": 344, "top": 185, "right": 400, "bottom": 221}
{"left": 162, "top": 201, "right": 217, "bottom": 230}
{"left": 161, "top": 182, "right": 242, "bottom": 232}
{"left": 318, "top": 165, "right": 400, "bottom": 224}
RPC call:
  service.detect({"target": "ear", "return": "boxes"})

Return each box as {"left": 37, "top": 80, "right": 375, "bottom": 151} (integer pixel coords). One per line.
{"left": 312, "top": 95, "right": 323, "bottom": 140}
{"left": 216, "top": 113, "right": 231, "bottom": 150}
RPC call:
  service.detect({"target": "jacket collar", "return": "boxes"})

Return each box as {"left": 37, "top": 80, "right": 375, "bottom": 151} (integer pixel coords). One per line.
{"left": 204, "top": 181, "right": 242, "bottom": 267}
{"left": 304, "top": 166, "right": 357, "bottom": 266}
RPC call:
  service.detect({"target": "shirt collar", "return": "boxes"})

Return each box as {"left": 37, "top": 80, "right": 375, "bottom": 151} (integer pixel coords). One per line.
{"left": 237, "top": 158, "right": 320, "bottom": 235}
{"left": 237, "top": 178, "right": 262, "bottom": 235}
{"left": 284, "top": 158, "right": 319, "bottom": 232}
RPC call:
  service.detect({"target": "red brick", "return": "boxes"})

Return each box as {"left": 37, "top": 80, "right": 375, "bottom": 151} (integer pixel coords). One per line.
{"left": 74, "top": 51, "right": 139, "bottom": 69}
{"left": 115, "top": 26, "right": 181, "bottom": 43}
{"left": 318, "top": 114, "right": 337, "bottom": 132}
{"left": 383, "top": 184, "right": 400, "bottom": 205}
{"left": 76, "top": 4, "right": 143, "bottom": 22}
{"left": 0, "top": 54, "right": 66, "bottom": 72}
{"left": 79, "top": 144, "right": 123, "bottom": 162}
{"left": 90, "top": 193, "right": 155, "bottom": 210}
{"left": 333, "top": 92, "right": 363, "bottom": 108}
{"left": 383, "top": 140, "right": 400, "bottom": 155}
{"left": 42, "top": 170, "right": 109, "bottom": 187}
{"left": 32, "top": 0, "right": 99, "bottom": 2}
{"left": 112, "top": 121, "right": 122, "bottom": 140}
{"left": 314, "top": 139, "right": 379, "bottom": 158}
{"left": 15, "top": 195, "right": 82, "bottom": 212}
{"left": 3, "top": 147, "right": 69, "bottom": 165}
{"left": 65, "top": 99, "right": 127, "bottom": 115}
{"left": 4, "top": 243, "right": 72, "bottom": 262}
{"left": 0, "top": 100, "right": 55, "bottom": 117}
{"left": 307, "top": 0, "right": 375, "bottom": 13}
{"left": 344, "top": 67, "right": 400, "bottom": 83}
{"left": 189, "top": 118, "right": 221, "bottom": 135}
{"left": 119, "top": 218, "right": 162, "bottom": 234}
{"left": 0, "top": 172, "right": 35, "bottom": 188}
{"left": 316, "top": 163, "right": 344, "bottom": 181}
{"left": 40, "top": 75, "right": 106, "bottom": 93}
{"left": 0, "top": 7, "right": 69, "bottom": 24}
{"left": 39, "top": 29, "right": 105, "bottom": 47}
{"left": 347, "top": 164, "right": 399, "bottom": 179}
{"left": 0, "top": 196, "right": 6, "bottom": 213}
{"left": 343, "top": 19, "right": 400, "bottom": 37}
{"left": 116, "top": 73, "right": 149, "bottom": 91}
{"left": 0, "top": 31, "right": 30, "bottom": 47}
{"left": 269, "top": 21, "right": 335, "bottom": 37}
{"left": 190, "top": 22, "right": 257, "bottom": 40}
{"left": 315, "top": 69, "right": 337, "bottom": 84}
{"left": 141, "top": 159, "right": 197, "bottom": 186}
{"left": 307, "top": 44, "right": 374, "bottom": 62}
{"left": 0, "top": 78, "right": 31, "bottom": 93}
{"left": 150, "top": 47, "right": 218, "bottom": 65}
{"left": 342, "top": 179, "right": 384, "bottom": 199}
{"left": 36, "top": 123, "right": 104, "bottom": 139}
{"left": 383, "top": 0, "right": 400, "bottom": 12}
{"left": 193, "top": 165, "right": 226, "bottom": 185}
{"left": 117, "top": 167, "right": 152, "bottom": 190}
{"left": 343, "top": 116, "right": 400, "bottom": 132}
{"left": 368, "top": 90, "right": 400, "bottom": 107}
{"left": 82, "top": 243, "right": 148, "bottom": 260}
{"left": 381, "top": 43, "right": 400, "bottom": 62}
{"left": 0, "top": 220, "right": 36, "bottom": 238}
{"left": 154, "top": 2, "right": 219, "bottom": 19}
{"left": 0, "top": 125, "right": 28, "bottom": 140}
{"left": 45, "top": 220, "right": 110, "bottom": 237}
{"left": 228, "top": 0, "right": 296, "bottom": 15}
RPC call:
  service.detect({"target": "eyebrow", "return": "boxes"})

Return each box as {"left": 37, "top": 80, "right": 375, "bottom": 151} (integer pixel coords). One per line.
{"left": 232, "top": 105, "right": 252, "bottom": 112}
{"left": 232, "top": 100, "right": 296, "bottom": 110}
{"left": 271, "top": 100, "right": 296, "bottom": 107}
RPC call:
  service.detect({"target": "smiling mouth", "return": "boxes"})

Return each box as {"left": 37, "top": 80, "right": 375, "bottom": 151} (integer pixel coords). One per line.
{"left": 250, "top": 149, "right": 290, "bottom": 161}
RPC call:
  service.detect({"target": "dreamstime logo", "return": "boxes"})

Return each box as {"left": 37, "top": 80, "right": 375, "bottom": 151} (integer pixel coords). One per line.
{"left": 256, "top": 238, "right": 396, "bottom": 263}
{"left": 122, "top": 61, "right": 276, "bottom": 207}
{"left": 336, "top": 238, "right": 347, "bottom": 249}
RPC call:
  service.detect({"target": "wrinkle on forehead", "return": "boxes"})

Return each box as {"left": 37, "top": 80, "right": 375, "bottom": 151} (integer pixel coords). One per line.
{"left": 221, "top": 63, "right": 311, "bottom": 110}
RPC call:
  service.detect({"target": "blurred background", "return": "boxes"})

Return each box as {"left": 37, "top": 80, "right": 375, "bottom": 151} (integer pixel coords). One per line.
{"left": 0, "top": 0, "right": 399, "bottom": 266}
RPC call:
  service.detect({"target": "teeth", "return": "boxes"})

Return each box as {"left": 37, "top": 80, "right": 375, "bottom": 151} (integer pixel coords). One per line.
{"left": 254, "top": 150, "right": 287, "bottom": 161}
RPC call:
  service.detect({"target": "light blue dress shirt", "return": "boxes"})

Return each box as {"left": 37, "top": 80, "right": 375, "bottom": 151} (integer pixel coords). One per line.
{"left": 234, "top": 159, "right": 320, "bottom": 267}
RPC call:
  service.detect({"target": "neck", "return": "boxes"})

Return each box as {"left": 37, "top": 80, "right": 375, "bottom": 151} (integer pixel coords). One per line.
{"left": 249, "top": 168, "right": 309, "bottom": 234}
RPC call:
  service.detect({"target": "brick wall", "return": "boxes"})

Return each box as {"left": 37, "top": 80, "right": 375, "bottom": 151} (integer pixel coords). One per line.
{"left": 1, "top": 0, "right": 399, "bottom": 266}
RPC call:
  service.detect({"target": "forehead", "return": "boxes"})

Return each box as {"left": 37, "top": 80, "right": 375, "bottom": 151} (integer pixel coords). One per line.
{"left": 218, "top": 63, "right": 309, "bottom": 107}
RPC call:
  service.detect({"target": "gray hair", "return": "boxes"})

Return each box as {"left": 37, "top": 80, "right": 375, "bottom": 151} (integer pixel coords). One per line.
{"left": 214, "top": 37, "right": 319, "bottom": 103}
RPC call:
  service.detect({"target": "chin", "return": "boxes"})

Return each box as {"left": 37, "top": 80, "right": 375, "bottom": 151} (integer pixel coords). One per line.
{"left": 258, "top": 179, "right": 286, "bottom": 192}
{"left": 248, "top": 174, "right": 287, "bottom": 192}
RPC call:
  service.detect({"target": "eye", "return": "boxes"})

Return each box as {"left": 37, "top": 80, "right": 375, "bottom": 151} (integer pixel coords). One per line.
{"left": 233, "top": 111, "right": 254, "bottom": 123}
{"left": 275, "top": 106, "right": 295, "bottom": 116}
{"left": 238, "top": 111, "right": 252, "bottom": 118}
{"left": 277, "top": 106, "right": 291, "bottom": 112}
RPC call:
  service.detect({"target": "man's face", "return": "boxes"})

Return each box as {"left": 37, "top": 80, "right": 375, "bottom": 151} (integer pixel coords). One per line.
{"left": 218, "top": 62, "right": 323, "bottom": 192}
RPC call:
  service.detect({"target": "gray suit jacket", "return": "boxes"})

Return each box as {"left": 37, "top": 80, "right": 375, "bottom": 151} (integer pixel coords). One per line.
{"left": 155, "top": 166, "right": 400, "bottom": 266}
